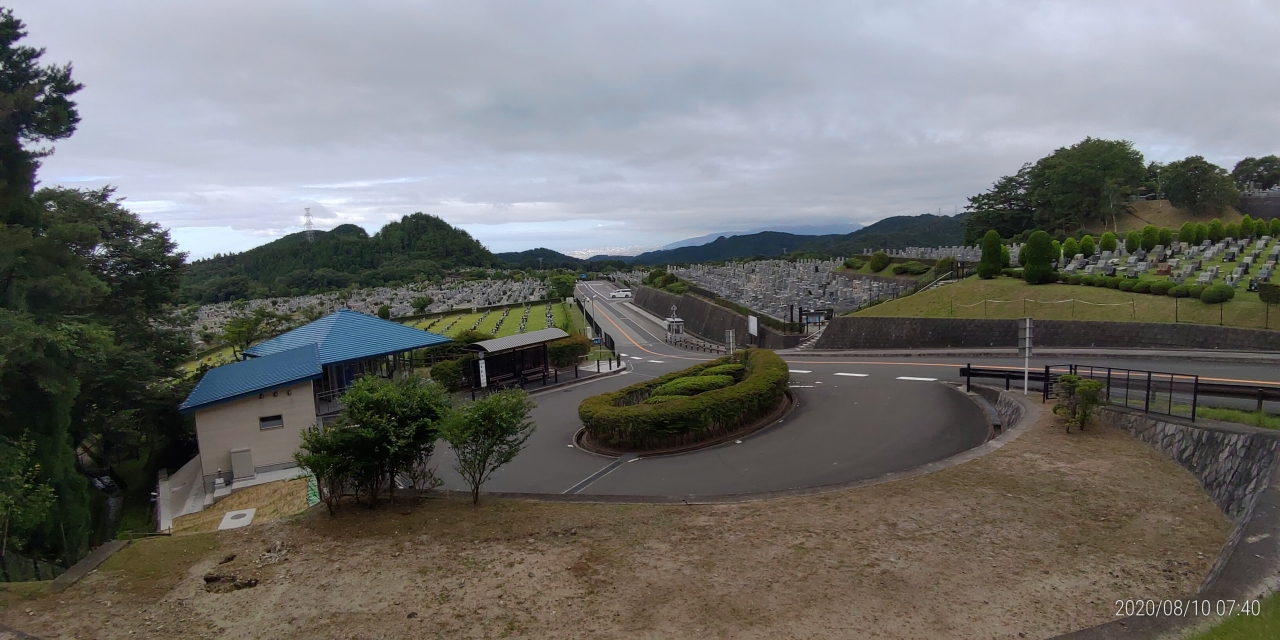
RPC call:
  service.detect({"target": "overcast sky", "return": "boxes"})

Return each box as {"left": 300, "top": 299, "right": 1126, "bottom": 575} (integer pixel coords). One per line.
{"left": 14, "top": 1, "right": 1280, "bottom": 258}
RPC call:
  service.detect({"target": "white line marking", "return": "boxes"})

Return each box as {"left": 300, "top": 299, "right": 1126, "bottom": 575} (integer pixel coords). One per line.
{"left": 789, "top": 369, "right": 813, "bottom": 374}
{"left": 896, "top": 376, "right": 938, "bottom": 382}
{"left": 834, "top": 372, "right": 869, "bottom": 377}
{"left": 630, "top": 356, "right": 644, "bottom": 360}
{"left": 648, "top": 360, "right": 665, "bottom": 363}
{"left": 788, "top": 384, "right": 815, "bottom": 388}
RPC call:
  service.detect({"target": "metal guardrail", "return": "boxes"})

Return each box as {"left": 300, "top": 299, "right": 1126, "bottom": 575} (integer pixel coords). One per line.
{"left": 961, "top": 363, "right": 1280, "bottom": 423}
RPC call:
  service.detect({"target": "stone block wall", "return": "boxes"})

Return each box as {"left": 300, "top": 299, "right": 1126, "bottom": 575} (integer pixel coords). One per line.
{"left": 1097, "top": 407, "right": 1280, "bottom": 518}
{"left": 632, "top": 286, "right": 802, "bottom": 349}
{"left": 815, "top": 317, "right": 1280, "bottom": 351}
{"left": 971, "top": 384, "right": 1027, "bottom": 433}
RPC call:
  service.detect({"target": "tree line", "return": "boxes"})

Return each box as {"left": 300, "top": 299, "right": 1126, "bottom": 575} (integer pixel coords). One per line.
{"left": 2, "top": 10, "right": 195, "bottom": 567}
{"left": 963, "top": 136, "right": 1278, "bottom": 244}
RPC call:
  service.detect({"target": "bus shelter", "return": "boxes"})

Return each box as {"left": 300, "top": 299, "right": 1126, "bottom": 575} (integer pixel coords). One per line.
{"left": 465, "top": 328, "right": 569, "bottom": 389}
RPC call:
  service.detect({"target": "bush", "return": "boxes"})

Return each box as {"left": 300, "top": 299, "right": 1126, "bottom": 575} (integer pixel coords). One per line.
{"left": 1105, "top": 277, "right": 1122, "bottom": 289}
{"left": 869, "top": 251, "right": 892, "bottom": 272}
{"left": 430, "top": 359, "right": 465, "bottom": 390}
{"left": 1021, "top": 230, "right": 1056, "bottom": 285}
{"left": 1053, "top": 374, "right": 1103, "bottom": 433}
{"left": 1149, "top": 281, "right": 1174, "bottom": 295}
{"left": 978, "top": 230, "right": 1003, "bottom": 280}
{"left": 1133, "top": 281, "right": 1152, "bottom": 294}
{"left": 1067, "top": 275, "right": 1082, "bottom": 285}
{"left": 578, "top": 349, "right": 789, "bottom": 450}
{"left": 892, "top": 260, "right": 930, "bottom": 276}
{"left": 547, "top": 334, "right": 592, "bottom": 367}
{"left": 1167, "top": 285, "right": 1189, "bottom": 298}
{"left": 1001, "top": 268, "right": 1023, "bottom": 279}
{"left": 843, "top": 257, "right": 865, "bottom": 270}
{"left": 701, "top": 363, "right": 745, "bottom": 377}
{"left": 454, "top": 329, "right": 495, "bottom": 345}
{"left": 377, "top": 304, "right": 391, "bottom": 320}
{"left": 652, "top": 374, "right": 736, "bottom": 397}
{"left": 1187, "top": 284, "right": 1205, "bottom": 299}
{"left": 1118, "top": 280, "right": 1135, "bottom": 292}
{"left": 644, "top": 395, "right": 679, "bottom": 405}
{"left": 1201, "top": 284, "right": 1235, "bottom": 304}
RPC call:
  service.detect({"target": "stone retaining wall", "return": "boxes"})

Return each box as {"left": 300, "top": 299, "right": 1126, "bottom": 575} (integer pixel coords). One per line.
{"left": 814, "top": 317, "right": 1280, "bottom": 351}
{"left": 632, "top": 286, "right": 802, "bottom": 349}
{"left": 971, "top": 384, "right": 1027, "bottom": 434}
{"left": 1097, "top": 407, "right": 1280, "bottom": 518}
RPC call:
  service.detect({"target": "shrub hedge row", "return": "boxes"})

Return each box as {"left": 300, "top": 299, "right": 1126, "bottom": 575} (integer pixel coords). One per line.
{"left": 652, "top": 374, "right": 736, "bottom": 397}
{"left": 578, "top": 349, "right": 789, "bottom": 450}
{"left": 1057, "top": 274, "right": 1242, "bottom": 303}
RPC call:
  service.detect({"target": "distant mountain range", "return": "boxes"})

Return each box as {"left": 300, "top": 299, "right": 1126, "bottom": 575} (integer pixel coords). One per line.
{"left": 661, "top": 222, "right": 864, "bottom": 250}
{"left": 498, "top": 214, "right": 965, "bottom": 269}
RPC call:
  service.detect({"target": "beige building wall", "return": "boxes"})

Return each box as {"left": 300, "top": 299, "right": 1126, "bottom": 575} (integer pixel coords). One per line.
{"left": 195, "top": 380, "right": 317, "bottom": 481}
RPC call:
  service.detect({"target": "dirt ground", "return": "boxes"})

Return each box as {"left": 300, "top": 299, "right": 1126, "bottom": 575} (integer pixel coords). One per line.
{"left": 172, "top": 477, "right": 311, "bottom": 534}
{"left": 3, "top": 403, "right": 1232, "bottom": 640}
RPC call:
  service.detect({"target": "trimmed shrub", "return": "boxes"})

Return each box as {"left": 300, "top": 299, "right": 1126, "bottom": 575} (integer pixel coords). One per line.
{"left": 1187, "top": 284, "right": 1205, "bottom": 299}
{"left": 869, "top": 251, "right": 892, "bottom": 272}
{"left": 1149, "top": 281, "right": 1174, "bottom": 296}
{"left": 1167, "top": 285, "right": 1189, "bottom": 298}
{"left": 843, "top": 257, "right": 865, "bottom": 270}
{"left": 652, "top": 375, "right": 736, "bottom": 397}
{"left": 548, "top": 334, "right": 592, "bottom": 367}
{"left": 1067, "top": 275, "right": 1083, "bottom": 285}
{"left": 1118, "top": 280, "right": 1136, "bottom": 292}
{"left": 430, "top": 359, "right": 464, "bottom": 390}
{"left": 892, "top": 260, "right": 930, "bottom": 276}
{"left": 1133, "top": 281, "right": 1152, "bottom": 294}
{"left": 1201, "top": 284, "right": 1235, "bottom": 304}
{"left": 701, "top": 363, "right": 745, "bottom": 377}
{"left": 1021, "top": 230, "right": 1056, "bottom": 285}
{"left": 644, "top": 395, "right": 679, "bottom": 405}
{"left": 578, "top": 349, "right": 789, "bottom": 450}
{"left": 1001, "top": 268, "right": 1023, "bottom": 279}
{"left": 1105, "top": 277, "right": 1122, "bottom": 289}
{"left": 978, "top": 231, "right": 1002, "bottom": 279}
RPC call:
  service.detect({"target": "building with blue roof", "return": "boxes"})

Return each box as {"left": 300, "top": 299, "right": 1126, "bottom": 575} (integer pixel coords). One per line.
{"left": 179, "top": 310, "right": 449, "bottom": 495}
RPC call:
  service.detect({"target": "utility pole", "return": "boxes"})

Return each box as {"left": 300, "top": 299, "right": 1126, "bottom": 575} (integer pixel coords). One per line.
{"left": 1019, "top": 317, "right": 1034, "bottom": 396}
{"left": 304, "top": 207, "right": 315, "bottom": 242}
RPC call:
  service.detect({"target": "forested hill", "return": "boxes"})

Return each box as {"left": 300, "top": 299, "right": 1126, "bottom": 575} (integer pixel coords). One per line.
{"left": 495, "top": 247, "right": 631, "bottom": 271}
{"left": 627, "top": 213, "right": 966, "bottom": 264}
{"left": 181, "top": 213, "right": 500, "bottom": 303}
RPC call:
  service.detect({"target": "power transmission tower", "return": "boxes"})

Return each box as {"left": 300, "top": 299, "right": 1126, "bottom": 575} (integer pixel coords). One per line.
{"left": 304, "top": 207, "right": 315, "bottom": 242}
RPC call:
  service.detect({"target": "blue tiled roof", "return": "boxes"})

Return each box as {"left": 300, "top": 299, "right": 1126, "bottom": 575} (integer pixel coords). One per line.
{"left": 243, "top": 309, "right": 451, "bottom": 365}
{"left": 179, "top": 345, "right": 321, "bottom": 413}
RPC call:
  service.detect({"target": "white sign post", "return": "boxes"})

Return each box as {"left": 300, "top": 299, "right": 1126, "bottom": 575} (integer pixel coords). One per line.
{"left": 478, "top": 354, "right": 488, "bottom": 388}
{"left": 725, "top": 329, "right": 736, "bottom": 355}
{"left": 748, "top": 315, "right": 758, "bottom": 337}
{"left": 1018, "top": 317, "right": 1033, "bottom": 395}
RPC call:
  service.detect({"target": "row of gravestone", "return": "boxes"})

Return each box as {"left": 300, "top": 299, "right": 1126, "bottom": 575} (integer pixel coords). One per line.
{"left": 1062, "top": 236, "right": 1277, "bottom": 291}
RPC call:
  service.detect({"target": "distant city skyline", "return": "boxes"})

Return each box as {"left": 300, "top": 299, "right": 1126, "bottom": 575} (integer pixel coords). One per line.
{"left": 15, "top": 1, "right": 1280, "bottom": 260}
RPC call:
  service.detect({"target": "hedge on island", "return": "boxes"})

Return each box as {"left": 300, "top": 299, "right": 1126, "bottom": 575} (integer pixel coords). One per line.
{"left": 578, "top": 348, "right": 789, "bottom": 450}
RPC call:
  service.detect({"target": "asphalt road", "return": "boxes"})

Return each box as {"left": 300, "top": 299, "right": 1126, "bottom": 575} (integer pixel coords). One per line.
{"left": 431, "top": 280, "right": 1280, "bottom": 499}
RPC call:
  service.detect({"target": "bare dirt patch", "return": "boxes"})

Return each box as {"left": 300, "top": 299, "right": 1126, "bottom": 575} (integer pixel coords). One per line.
{"left": 3, "top": 403, "right": 1231, "bottom": 639}
{"left": 172, "top": 476, "right": 310, "bottom": 534}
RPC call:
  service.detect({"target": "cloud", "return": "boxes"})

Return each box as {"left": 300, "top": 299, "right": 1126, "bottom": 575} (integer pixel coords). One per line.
{"left": 14, "top": 0, "right": 1280, "bottom": 256}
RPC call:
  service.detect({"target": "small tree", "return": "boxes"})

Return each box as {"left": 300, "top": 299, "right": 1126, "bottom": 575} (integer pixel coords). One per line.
{"left": 1177, "top": 221, "right": 1195, "bottom": 245}
{"left": 1022, "top": 231, "right": 1056, "bottom": 285}
{"left": 1194, "top": 222, "right": 1209, "bottom": 246}
{"left": 1258, "top": 283, "right": 1280, "bottom": 329}
{"left": 430, "top": 359, "right": 465, "bottom": 390}
{"left": 222, "top": 307, "right": 288, "bottom": 359}
{"left": 295, "top": 425, "right": 355, "bottom": 516}
{"left": 1271, "top": 218, "right": 1280, "bottom": 238}
{"left": 1053, "top": 374, "right": 1103, "bottom": 433}
{"left": 377, "top": 304, "right": 391, "bottom": 320}
{"left": 1207, "top": 218, "right": 1226, "bottom": 243}
{"left": 1157, "top": 227, "right": 1173, "bottom": 248}
{"left": 411, "top": 296, "right": 434, "bottom": 314}
{"left": 1079, "top": 234, "right": 1095, "bottom": 258}
{"left": 0, "top": 437, "right": 56, "bottom": 558}
{"left": 1140, "top": 225, "right": 1158, "bottom": 252}
{"left": 441, "top": 389, "right": 537, "bottom": 505}
{"left": 1225, "top": 222, "right": 1240, "bottom": 240}
{"left": 1239, "top": 215, "right": 1256, "bottom": 239}
{"left": 1124, "top": 230, "right": 1140, "bottom": 254}
{"left": 547, "top": 274, "right": 576, "bottom": 299}
{"left": 977, "top": 230, "right": 1002, "bottom": 279}
{"left": 1099, "top": 232, "right": 1117, "bottom": 253}
{"left": 1062, "top": 237, "right": 1080, "bottom": 259}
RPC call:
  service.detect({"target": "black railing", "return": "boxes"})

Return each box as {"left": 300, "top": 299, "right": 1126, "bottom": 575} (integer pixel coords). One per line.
{"left": 961, "top": 363, "right": 1280, "bottom": 423}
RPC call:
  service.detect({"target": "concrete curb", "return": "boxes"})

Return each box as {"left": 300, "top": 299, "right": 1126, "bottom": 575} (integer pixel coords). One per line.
{"left": 43, "top": 539, "right": 128, "bottom": 594}
{"left": 778, "top": 347, "right": 1280, "bottom": 364}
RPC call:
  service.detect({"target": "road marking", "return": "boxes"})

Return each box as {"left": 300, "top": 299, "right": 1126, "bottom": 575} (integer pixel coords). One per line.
{"left": 834, "top": 372, "right": 869, "bottom": 377}
{"left": 788, "top": 384, "right": 815, "bottom": 388}
{"left": 896, "top": 376, "right": 938, "bottom": 382}
{"left": 562, "top": 454, "right": 638, "bottom": 495}
{"left": 630, "top": 356, "right": 644, "bottom": 360}
{"left": 789, "top": 369, "right": 813, "bottom": 374}
{"left": 648, "top": 360, "right": 665, "bottom": 363}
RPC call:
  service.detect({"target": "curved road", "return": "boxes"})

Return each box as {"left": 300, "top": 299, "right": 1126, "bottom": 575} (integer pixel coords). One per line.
{"left": 433, "top": 281, "right": 993, "bottom": 499}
